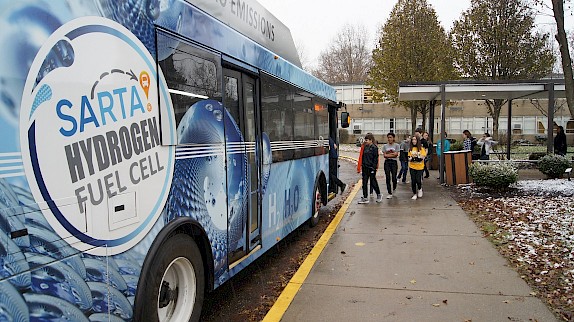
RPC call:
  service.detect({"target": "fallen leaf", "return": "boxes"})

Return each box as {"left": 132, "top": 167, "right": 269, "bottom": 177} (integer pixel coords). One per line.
{"left": 410, "top": 279, "right": 416, "bottom": 284}
{"left": 341, "top": 251, "right": 346, "bottom": 254}
{"left": 432, "top": 303, "right": 440, "bottom": 307}
{"left": 355, "top": 242, "right": 365, "bottom": 246}
{"left": 442, "top": 299, "right": 448, "bottom": 304}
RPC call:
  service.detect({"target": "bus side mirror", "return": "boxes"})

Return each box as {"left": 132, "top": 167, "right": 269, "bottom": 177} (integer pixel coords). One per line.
{"left": 340, "top": 112, "right": 350, "bottom": 128}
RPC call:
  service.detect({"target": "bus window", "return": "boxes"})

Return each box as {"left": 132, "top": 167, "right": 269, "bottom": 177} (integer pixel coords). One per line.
{"left": 293, "top": 91, "right": 315, "bottom": 158}
{"left": 261, "top": 75, "right": 294, "bottom": 161}
{"left": 157, "top": 31, "right": 222, "bottom": 135}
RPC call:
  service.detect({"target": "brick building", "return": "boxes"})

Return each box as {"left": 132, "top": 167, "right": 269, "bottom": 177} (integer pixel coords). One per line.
{"left": 333, "top": 82, "right": 574, "bottom": 145}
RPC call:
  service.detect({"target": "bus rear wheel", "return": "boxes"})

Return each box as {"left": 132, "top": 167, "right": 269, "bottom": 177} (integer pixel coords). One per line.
{"left": 310, "top": 183, "right": 322, "bottom": 227}
{"left": 139, "top": 234, "right": 205, "bottom": 322}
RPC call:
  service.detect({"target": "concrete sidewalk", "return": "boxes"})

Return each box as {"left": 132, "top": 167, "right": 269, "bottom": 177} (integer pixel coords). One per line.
{"left": 277, "top": 173, "right": 557, "bottom": 321}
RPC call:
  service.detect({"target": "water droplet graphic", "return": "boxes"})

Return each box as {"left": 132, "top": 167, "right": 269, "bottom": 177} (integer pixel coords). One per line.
{"left": 213, "top": 109, "right": 223, "bottom": 121}
{"left": 205, "top": 103, "right": 213, "bottom": 111}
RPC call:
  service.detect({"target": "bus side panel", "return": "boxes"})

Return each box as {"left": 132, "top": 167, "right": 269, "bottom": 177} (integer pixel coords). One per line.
{"left": 228, "top": 153, "right": 328, "bottom": 276}
{"left": 0, "top": 1, "right": 179, "bottom": 320}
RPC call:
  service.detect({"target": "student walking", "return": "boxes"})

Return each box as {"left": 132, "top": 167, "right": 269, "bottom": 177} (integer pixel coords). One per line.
{"left": 421, "top": 131, "right": 432, "bottom": 178}
{"left": 358, "top": 133, "right": 382, "bottom": 204}
{"left": 554, "top": 126, "right": 567, "bottom": 156}
{"left": 477, "top": 133, "right": 498, "bottom": 160}
{"left": 397, "top": 134, "right": 410, "bottom": 183}
{"left": 436, "top": 132, "right": 451, "bottom": 179}
{"left": 382, "top": 133, "right": 400, "bottom": 199}
{"left": 408, "top": 135, "right": 427, "bottom": 200}
{"left": 357, "top": 133, "right": 377, "bottom": 195}
{"left": 328, "top": 137, "right": 347, "bottom": 193}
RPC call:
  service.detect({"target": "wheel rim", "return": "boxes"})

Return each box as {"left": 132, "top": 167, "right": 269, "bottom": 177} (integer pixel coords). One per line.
{"left": 313, "top": 187, "right": 321, "bottom": 219}
{"left": 157, "top": 257, "right": 196, "bottom": 322}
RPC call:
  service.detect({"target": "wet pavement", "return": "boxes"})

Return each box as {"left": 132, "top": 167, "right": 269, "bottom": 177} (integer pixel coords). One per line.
{"left": 265, "top": 154, "right": 557, "bottom": 322}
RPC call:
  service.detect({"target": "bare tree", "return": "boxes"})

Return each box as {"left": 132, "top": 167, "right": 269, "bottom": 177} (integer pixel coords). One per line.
{"left": 530, "top": 0, "right": 574, "bottom": 118}
{"left": 312, "top": 24, "right": 372, "bottom": 83}
{"left": 529, "top": 98, "right": 566, "bottom": 116}
{"left": 294, "top": 39, "right": 312, "bottom": 72}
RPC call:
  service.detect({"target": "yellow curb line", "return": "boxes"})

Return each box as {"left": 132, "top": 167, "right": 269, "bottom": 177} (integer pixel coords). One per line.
{"left": 339, "top": 155, "right": 358, "bottom": 163}
{"left": 262, "top": 179, "right": 362, "bottom": 322}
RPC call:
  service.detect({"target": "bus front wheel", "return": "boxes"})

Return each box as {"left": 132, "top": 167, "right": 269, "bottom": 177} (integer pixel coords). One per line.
{"left": 140, "top": 234, "right": 205, "bottom": 322}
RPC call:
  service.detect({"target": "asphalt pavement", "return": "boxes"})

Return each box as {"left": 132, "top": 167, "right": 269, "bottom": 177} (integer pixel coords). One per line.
{"left": 264, "top": 155, "right": 557, "bottom": 322}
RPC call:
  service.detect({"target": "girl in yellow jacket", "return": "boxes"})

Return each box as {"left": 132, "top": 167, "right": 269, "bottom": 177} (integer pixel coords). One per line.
{"left": 408, "top": 135, "right": 427, "bottom": 200}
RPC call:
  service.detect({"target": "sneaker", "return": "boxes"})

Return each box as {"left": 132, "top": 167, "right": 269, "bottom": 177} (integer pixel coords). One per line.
{"left": 417, "top": 188, "right": 423, "bottom": 197}
{"left": 386, "top": 194, "right": 393, "bottom": 199}
{"left": 358, "top": 197, "right": 369, "bottom": 204}
{"left": 411, "top": 194, "right": 418, "bottom": 200}
{"left": 340, "top": 183, "right": 347, "bottom": 194}
{"left": 376, "top": 195, "right": 383, "bottom": 203}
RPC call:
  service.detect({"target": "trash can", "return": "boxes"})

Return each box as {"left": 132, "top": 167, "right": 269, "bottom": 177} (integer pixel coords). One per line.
{"left": 430, "top": 154, "right": 438, "bottom": 170}
{"left": 444, "top": 150, "right": 472, "bottom": 185}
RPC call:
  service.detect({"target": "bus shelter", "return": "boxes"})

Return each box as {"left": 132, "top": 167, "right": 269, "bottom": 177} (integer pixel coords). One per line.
{"left": 398, "top": 79, "right": 567, "bottom": 183}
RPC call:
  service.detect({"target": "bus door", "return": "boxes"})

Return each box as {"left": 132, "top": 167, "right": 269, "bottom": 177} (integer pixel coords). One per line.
{"left": 223, "top": 68, "right": 262, "bottom": 264}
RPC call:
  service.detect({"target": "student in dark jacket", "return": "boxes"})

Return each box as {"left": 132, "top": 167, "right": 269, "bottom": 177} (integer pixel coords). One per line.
{"left": 329, "top": 137, "right": 346, "bottom": 194}
{"left": 554, "top": 126, "right": 567, "bottom": 156}
{"left": 421, "top": 131, "right": 432, "bottom": 178}
{"left": 358, "top": 133, "right": 382, "bottom": 204}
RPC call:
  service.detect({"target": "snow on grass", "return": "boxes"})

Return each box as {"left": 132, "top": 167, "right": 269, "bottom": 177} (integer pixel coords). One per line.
{"left": 458, "top": 178, "right": 574, "bottom": 319}
{"left": 514, "top": 179, "right": 574, "bottom": 196}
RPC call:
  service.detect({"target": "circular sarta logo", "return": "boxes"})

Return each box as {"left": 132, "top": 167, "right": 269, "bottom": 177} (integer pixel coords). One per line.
{"left": 20, "top": 17, "right": 176, "bottom": 255}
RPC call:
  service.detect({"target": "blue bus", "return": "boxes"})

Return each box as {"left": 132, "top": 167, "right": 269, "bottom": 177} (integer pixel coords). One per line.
{"left": 0, "top": 0, "right": 348, "bottom": 320}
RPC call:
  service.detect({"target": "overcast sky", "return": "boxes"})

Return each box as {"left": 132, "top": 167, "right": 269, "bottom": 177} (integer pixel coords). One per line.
{"left": 257, "top": 0, "right": 573, "bottom": 69}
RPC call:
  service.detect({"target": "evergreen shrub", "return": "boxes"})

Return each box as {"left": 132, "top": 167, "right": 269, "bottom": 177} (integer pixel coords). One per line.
{"left": 450, "top": 141, "right": 464, "bottom": 151}
{"left": 537, "top": 154, "right": 571, "bottom": 179}
{"left": 469, "top": 162, "right": 518, "bottom": 189}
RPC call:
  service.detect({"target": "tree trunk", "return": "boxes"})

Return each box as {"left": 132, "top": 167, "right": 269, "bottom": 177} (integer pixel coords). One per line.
{"left": 552, "top": 0, "right": 574, "bottom": 119}
{"left": 485, "top": 99, "right": 506, "bottom": 141}
{"left": 492, "top": 113, "right": 500, "bottom": 141}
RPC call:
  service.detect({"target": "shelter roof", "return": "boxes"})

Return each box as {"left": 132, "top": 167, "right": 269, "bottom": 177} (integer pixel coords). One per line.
{"left": 398, "top": 79, "right": 566, "bottom": 101}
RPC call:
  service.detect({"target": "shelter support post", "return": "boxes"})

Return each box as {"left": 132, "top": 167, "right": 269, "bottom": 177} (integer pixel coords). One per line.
{"left": 506, "top": 100, "right": 512, "bottom": 160}
{"left": 547, "top": 82, "right": 555, "bottom": 154}
{"left": 429, "top": 100, "right": 435, "bottom": 141}
{"left": 440, "top": 85, "right": 446, "bottom": 184}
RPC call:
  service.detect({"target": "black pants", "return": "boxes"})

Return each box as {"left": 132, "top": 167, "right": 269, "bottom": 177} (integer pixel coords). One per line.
{"left": 384, "top": 160, "right": 398, "bottom": 194}
{"left": 362, "top": 169, "right": 380, "bottom": 198}
{"left": 409, "top": 168, "right": 423, "bottom": 194}
{"left": 423, "top": 156, "right": 430, "bottom": 177}
{"left": 329, "top": 158, "right": 344, "bottom": 192}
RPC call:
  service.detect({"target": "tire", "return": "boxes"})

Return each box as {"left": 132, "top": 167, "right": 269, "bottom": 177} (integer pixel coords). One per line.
{"left": 137, "top": 234, "right": 205, "bottom": 322}
{"left": 309, "top": 182, "right": 322, "bottom": 227}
